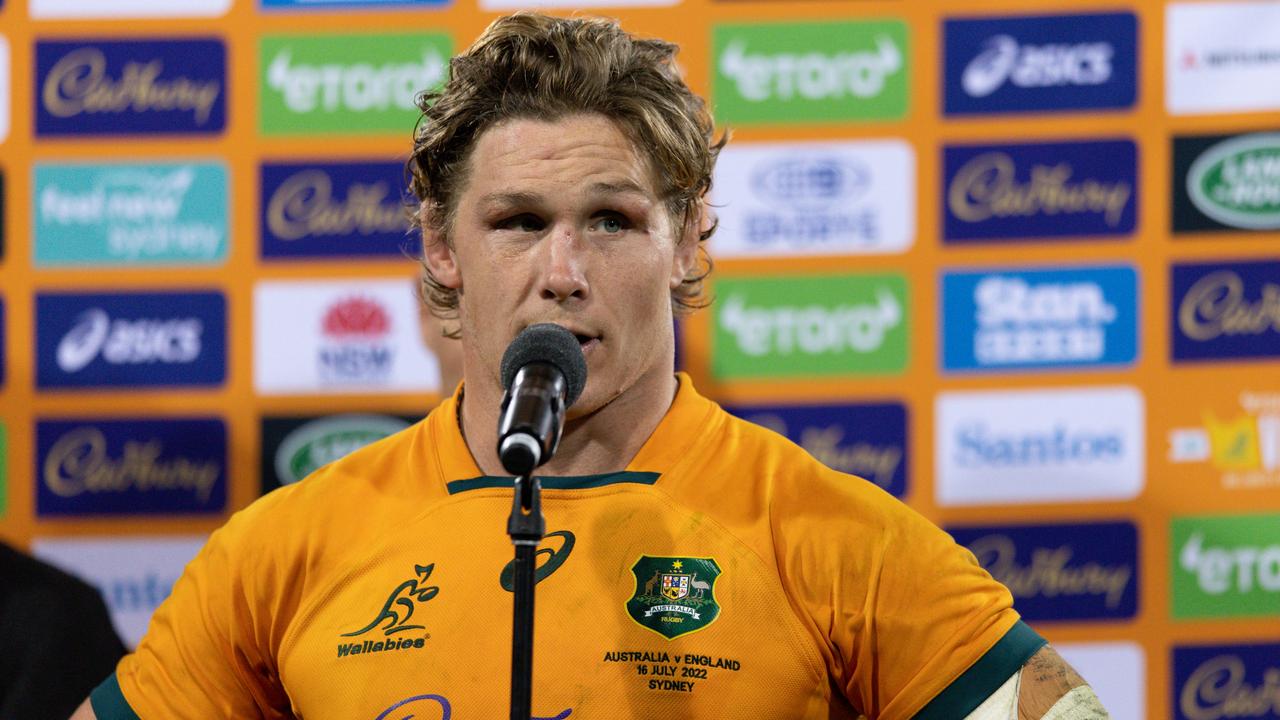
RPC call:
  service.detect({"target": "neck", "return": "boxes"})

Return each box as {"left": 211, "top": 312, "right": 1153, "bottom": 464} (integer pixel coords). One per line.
{"left": 459, "top": 364, "right": 678, "bottom": 477}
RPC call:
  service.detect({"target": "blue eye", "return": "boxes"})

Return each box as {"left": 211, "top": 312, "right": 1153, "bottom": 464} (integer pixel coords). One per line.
{"left": 601, "top": 217, "right": 623, "bottom": 233}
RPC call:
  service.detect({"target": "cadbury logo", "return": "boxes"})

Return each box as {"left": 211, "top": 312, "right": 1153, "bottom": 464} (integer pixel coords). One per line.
{"left": 266, "top": 170, "right": 405, "bottom": 241}
{"left": 948, "top": 152, "right": 1131, "bottom": 227}
{"left": 1179, "top": 655, "right": 1280, "bottom": 720}
{"left": 41, "top": 48, "right": 221, "bottom": 125}
{"left": 1178, "top": 271, "right": 1280, "bottom": 342}
{"left": 43, "top": 427, "right": 221, "bottom": 503}
{"left": 967, "top": 534, "right": 1131, "bottom": 609}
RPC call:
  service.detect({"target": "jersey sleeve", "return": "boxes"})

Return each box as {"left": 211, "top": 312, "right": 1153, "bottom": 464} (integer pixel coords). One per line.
{"left": 92, "top": 495, "right": 299, "bottom": 719}
{"left": 776, "top": 471, "right": 1043, "bottom": 720}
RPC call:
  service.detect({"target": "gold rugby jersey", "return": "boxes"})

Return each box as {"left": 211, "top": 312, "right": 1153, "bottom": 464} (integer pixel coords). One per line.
{"left": 93, "top": 374, "right": 1043, "bottom": 720}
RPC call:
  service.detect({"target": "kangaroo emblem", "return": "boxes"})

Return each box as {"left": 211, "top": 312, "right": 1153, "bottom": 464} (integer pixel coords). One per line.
{"left": 343, "top": 564, "right": 440, "bottom": 637}
{"left": 643, "top": 569, "right": 662, "bottom": 597}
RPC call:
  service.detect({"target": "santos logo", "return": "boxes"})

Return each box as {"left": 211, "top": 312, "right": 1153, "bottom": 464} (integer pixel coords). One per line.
{"left": 936, "top": 386, "right": 1144, "bottom": 506}
{"left": 37, "top": 292, "right": 226, "bottom": 389}
{"left": 944, "top": 13, "right": 1136, "bottom": 115}
{"left": 711, "top": 140, "right": 914, "bottom": 258}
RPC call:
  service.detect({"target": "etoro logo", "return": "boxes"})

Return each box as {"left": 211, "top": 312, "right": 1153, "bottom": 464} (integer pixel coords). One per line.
{"left": 713, "top": 274, "right": 908, "bottom": 379}
{"left": 1172, "top": 513, "right": 1280, "bottom": 619}
{"left": 260, "top": 33, "right": 450, "bottom": 135}
{"left": 712, "top": 20, "right": 908, "bottom": 124}
{"left": 1186, "top": 133, "right": 1280, "bottom": 231}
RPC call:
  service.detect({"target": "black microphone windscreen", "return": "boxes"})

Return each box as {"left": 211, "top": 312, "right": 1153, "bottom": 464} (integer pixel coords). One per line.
{"left": 500, "top": 324, "right": 588, "bottom": 407}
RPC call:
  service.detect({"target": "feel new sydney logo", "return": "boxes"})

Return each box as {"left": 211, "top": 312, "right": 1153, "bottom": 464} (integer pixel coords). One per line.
{"left": 337, "top": 564, "right": 439, "bottom": 659}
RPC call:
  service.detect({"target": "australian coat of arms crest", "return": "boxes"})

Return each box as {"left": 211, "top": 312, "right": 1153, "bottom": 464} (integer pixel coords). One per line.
{"left": 627, "top": 556, "right": 722, "bottom": 639}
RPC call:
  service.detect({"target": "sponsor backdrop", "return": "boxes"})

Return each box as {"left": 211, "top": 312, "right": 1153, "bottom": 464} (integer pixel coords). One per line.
{"left": 0, "top": 0, "right": 1277, "bottom": 717}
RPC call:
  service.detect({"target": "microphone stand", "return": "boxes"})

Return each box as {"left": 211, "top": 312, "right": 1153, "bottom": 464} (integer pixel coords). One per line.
{"left": 507, "top": 472, "right": 544, "bottom": 720}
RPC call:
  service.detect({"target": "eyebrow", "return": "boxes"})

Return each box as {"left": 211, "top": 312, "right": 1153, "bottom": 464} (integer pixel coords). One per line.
{"left": 477, "top": 181, "right": 651, "bottom": 211}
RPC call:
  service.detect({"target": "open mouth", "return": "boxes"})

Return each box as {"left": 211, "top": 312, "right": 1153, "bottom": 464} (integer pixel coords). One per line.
{"left": 573, "top": 333, "right": 601, "bottom": 356}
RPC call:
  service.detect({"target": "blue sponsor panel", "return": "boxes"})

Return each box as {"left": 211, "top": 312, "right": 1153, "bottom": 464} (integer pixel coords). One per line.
{"left": 947, "top": 521, "right": 1138, "bottom": 622}
{"left": 260, "top": 161, "right": 409, "bottom": 258}
{"left": 36, "top": 291, "right": 227, "bottom": 389}
{"left": 723, "top": 402, "right": 908, "bottom": 498}
{"left": 262, "top": 0, "right": 447, "bottom": 6}
{"left": 36, "top": 418, "right": 227, "bottom": 516}
{"left": 35, "top": 38, "right": 226, "bottom": 137}
{"left": 1171, "top": 260, "right": 1280, "bottom": 363}
{"left": 943, "top": 139, "right": 1137, "bottom": 243}
{"left": 1172, "top": 642, "right": 1280, "bottom": 720}
{"left": 942, "top": 265, "right": 1138, "bottom": 372}
{"left": 943, "top": 12, "right": 1137, "bottom": 115}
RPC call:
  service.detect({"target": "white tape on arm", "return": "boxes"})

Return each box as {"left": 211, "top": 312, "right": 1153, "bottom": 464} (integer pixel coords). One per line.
{"left": 1042, "top": 685, "right": 1110, "bottom": 720}
{"left": 962, "top": 671, "right": 1019, "bottom": 720}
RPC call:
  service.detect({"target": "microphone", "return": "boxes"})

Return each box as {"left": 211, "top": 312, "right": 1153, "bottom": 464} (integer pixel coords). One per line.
{"left": 497, "top": 324, "right": 588, "bottom": 476}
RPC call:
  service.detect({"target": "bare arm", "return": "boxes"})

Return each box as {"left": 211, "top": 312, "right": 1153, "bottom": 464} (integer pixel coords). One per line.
{"left": 964, "top": 645, "right": 1109, "bottom": 719}
{"left": 69, "top": 699, "right": 97, "bottom": 719}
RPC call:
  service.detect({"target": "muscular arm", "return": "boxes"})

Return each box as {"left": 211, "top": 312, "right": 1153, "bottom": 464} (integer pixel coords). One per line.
{"left": 964, "top": 645, "right": 1109, "bottom": 720}
{"left": 69, "top": 699, "right": 97, "bottom": 719}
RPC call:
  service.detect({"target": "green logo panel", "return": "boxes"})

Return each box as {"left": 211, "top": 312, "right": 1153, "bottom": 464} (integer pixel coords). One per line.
{"left": 713, "top": 273, "right": 909, "bottom": 379}
{"left": 628, "top": 556, "right": 721, "bottom": 640}
{"left": 260, "top": 32, "right": 452, "bottom": 135}
{"left": 712, "top": 20, "right": 909, "bottom": 125}
{"left": 1172, "top": 513, "right": 1280, "bottom": 619}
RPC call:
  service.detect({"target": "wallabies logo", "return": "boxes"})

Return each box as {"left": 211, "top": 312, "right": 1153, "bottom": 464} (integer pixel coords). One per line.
{"left": 336, "top": 564, "right": 439, "bottom": 659}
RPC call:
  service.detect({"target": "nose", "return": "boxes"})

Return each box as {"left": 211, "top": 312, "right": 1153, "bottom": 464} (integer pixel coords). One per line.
{"left": 538, "top": 227, "right": 589, "bottom": 303}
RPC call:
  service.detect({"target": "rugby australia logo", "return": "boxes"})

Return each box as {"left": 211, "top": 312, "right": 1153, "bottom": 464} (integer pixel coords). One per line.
{"left": 627, "top": 556, "right": 721, "bottom": 640}
{"left": 336, "top": 564, "right": 438, "bottom": 659}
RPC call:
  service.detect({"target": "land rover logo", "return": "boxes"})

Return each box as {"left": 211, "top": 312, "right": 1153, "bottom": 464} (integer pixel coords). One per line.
{"left": 1187, "top": 133, "right": 1280, "bottom": 230}
{"left": 275, "top": 414, "right": 411, "bottom": 485}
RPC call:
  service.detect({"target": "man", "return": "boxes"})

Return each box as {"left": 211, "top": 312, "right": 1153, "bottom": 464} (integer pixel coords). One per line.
{"left": 74, "top": 14, "right": 1108, "bottom": 719}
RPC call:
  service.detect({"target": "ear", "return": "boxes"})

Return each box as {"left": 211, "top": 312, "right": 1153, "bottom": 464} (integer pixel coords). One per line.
{"left": 421, "top": 205, "right": 461, "bottom": 289}
{"left": 669, "top": 202, "right": 708, "bottom": 290}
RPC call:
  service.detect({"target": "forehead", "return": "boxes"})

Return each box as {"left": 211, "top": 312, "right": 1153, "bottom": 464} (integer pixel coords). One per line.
{"left": 460, "top": 114, "right": 662, "bottom": 204}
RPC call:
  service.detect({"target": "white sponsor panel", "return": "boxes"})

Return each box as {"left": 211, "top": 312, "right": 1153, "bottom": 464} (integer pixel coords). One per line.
{"left": 1167, "top": 2, "right": 1280, "bottom": 115}
{"left": 1056, "top": 642, "right": 1145, "bottom": 720}
{"left": 0, "top": 36, "right": 9, "bottom": 144}
{"left": 31, "top": 0, "right": 231, "bottom": 18}
{"left": 935, "top": 386, "right": 1145, "bottom": 506}
{"left": 31, "top": 536, "right": 207, "bottom": 648}
{"left": 710, "top": 140, "right": 915, "bottom": 258}
{"left": 255, "top": 279, "right": 440, "bottom": 394}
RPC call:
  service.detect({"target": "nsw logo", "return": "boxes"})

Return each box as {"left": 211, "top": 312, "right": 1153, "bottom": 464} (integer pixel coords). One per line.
{"left": 34, "top": 162, "right": 228, "bottom": 267}
{"left": 1173, "top": 133, "right": 1280, "bottom": 233}
{"left": 944, "top": 12, "right": 1136, "bottom": 115}
{"left": 936, "top": 386, "right": 1145, "bottom": 506}
{"left": 36, "top": 291, "right": 226, "bottom": 389}
{"left": 724, "top": 402, "right": 908, "bottom": 498}
{"left": 260, "top": 161, "right": 409, "bottom": 258}
{"left": 947, "top": 521, "right": 1138, "bottom": 622}
{"left": 943, "top": 139, "right": 1137, "bottom": 243}
{"left": 36, "top": 418, "right": 226, "bottom": 516}
{"left": 1171, "top": 260, "right": 1280, "bottom": 363}
{"left": 942, "top": 265, "right": 1138, "bottom": 372}
{"left": 713, "top": 273, "right": 909, "bottom": 380}
{"left": 711, "top": 140, "right": 914, "bottom": 257}
{"left": 713, "top": 20, "right": 908, "bottom": 125}
{"left": 1173, "top": 642, "right": 1280, "bottom": 720}
{"left": 36, "top": 39, "right": 226, "bottom": 137}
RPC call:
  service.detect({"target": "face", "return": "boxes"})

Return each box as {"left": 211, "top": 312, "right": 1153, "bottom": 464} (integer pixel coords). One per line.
{"left": 423, "top": 113, "right": 697, "bottom": 416}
